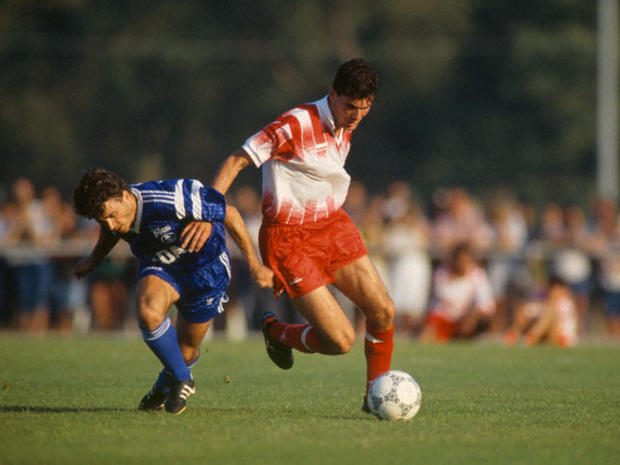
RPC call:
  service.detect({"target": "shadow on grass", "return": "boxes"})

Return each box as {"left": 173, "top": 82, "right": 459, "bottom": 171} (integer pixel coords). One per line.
{"left": 201, "top": 405, "right": 370, "bottom": 421}
{"left": 1, "top": 405, "right": 130, "bottom": 413}
{"left": 1, "top": 404, "right": 375, "bottom": 420}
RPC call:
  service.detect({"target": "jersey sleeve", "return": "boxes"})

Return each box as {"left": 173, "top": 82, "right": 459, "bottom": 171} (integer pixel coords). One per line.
{"left": 241, "top": 113, "right": 297, "bottom": 167}
{"left": 173, "top": 179, "right": 226, "bottom": 222}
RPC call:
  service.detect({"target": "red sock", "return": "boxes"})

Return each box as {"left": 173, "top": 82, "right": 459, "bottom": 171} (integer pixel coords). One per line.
{"left": 268, "top": 322, "right": 323, "bottom": 354}
{"left": 364, "top": 324, "right": 394, "bottom": 393}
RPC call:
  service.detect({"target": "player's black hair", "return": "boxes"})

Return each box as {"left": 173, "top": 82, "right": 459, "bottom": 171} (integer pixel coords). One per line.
{"left": 332, "top": 58, "right": 379, "bottom": 99}
{"left": 73, "top": 168, "right": 129, "bottom": 219}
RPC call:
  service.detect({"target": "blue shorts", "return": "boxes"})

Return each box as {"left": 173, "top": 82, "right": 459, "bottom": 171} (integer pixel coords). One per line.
{"left": 139, "top": 251, "right": 231, "bottom": 323}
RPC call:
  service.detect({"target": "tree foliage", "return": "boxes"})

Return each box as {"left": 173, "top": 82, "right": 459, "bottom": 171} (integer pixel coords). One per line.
{"left": 0, "top": 0, "right": 601, "bottom": 205}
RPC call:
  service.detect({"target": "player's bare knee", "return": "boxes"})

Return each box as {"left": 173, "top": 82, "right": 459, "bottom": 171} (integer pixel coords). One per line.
{"left": 136, "top": 297, "right": 164, "bottom": 330}
{"left": 367, "top": 297, "right": 395, "bottom": 329}
{"left": 328, "top": 328, "right": 355, "bottom": 354}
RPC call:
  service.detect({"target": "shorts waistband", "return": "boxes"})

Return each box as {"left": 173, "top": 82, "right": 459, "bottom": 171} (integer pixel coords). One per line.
{"left": 261, "top": 208, "right": 347, "bottom": 229}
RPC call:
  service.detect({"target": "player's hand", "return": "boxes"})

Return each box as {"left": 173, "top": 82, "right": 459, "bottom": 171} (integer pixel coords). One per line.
{"left": 73, "top": 257, "right": 97, "bottom": 279}
{"left": 181, "top": 221, "right": 212, "bottom": 252}
{"left": 250, "top": 264, "right": 275, "bottom": 288}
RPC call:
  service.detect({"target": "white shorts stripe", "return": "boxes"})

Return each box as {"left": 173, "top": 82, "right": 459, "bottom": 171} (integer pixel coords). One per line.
{"left": 219, "top": 251, "right": 232, "bottom": 279}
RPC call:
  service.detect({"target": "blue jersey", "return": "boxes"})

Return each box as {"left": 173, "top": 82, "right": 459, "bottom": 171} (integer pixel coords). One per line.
{"left": 118, "top": 178, "right": 231, "bottom": 323}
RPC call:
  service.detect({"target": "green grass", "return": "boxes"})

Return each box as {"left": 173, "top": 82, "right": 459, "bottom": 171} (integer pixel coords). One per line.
{"left": 1, "top": 334, "right": 619, "bottom": 465}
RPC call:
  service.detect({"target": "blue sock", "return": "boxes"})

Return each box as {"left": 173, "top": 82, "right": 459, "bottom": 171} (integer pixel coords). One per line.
{"left": 153, "top": 350, "right": 200, "bottom": 392}
{"left": 141, "top": 317, "right": 191, "bottom": 382}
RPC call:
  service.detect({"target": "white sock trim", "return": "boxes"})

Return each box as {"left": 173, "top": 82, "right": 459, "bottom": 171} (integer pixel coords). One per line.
{"left": 301, "top": 325, "right": 315, "bottom": 353}
{"left": 142, "top": 317, "right": 171, "bottom": 341}
{"left": 364, "top": 332, "right": 383, "bottom": 344}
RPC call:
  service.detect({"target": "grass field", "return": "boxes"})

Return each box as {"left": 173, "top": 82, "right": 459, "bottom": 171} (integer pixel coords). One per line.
{"left": 1, "top": 333, "right": 619, "bottom": 465}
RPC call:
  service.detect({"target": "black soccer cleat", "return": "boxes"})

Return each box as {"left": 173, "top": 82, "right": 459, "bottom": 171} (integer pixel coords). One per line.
{"left": 165, "top": 377, "right": 196, "bottom": 415}
{"left": 361, "top": 396, "right": 372, "bottom": 414}
{"left": 361, "top": 395, "right": 381, "bottom": 419}
{"left": 261, "top": 312, "right": 294, "bottom": 370}
{"left": 138, "top": 371, "right": 173, "bottom": 411}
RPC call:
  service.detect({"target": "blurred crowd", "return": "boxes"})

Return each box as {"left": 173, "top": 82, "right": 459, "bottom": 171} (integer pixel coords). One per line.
{"left": 2, "top": 176, "right": 620, "bottom": 345}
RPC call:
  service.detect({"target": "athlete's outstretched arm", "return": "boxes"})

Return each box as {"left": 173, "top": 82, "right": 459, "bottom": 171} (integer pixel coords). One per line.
{"left": 212, "top": 148, "right": 253, "bottom": 195}
{"left": 73, "top": 226, "right": 120, "bottom": 279}
{"left": 224, "top": 204, "right": 274, "bottom": 288}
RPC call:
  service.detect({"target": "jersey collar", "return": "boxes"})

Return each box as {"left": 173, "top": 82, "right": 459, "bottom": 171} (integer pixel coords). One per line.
{"left": 129, "top": 187, "right": 143, "bottom": 234}
{"left": 316, "top": 95, "right": 337, "bottom": 135}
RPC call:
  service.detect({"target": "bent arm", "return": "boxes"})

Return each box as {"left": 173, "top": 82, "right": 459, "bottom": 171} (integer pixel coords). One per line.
{"left": 224, "top": 205, "right": 273, "bottom": 288}
{"left": 73, "top": 227, "right": 120, "bottom": 278}
{"left": 212, "top": 148, "right": 253, "bottom": 195}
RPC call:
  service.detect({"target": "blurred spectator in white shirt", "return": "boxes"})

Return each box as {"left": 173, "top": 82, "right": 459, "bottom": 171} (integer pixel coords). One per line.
{"left": 3, "top": 178, "right": 55, "bottom": 331}
{"left": 421, "top": 243, "right": 496, "bottom": 342}
{"left": 382, "top": 182, "right": 432, "bottom": 336}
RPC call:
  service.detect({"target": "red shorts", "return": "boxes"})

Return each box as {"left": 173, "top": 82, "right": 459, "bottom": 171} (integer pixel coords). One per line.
{"left": 259, "top": 208, "right": 368, "bottom": 298}
{"left": 424, "top": 313, "right": 457, "bottom": 342}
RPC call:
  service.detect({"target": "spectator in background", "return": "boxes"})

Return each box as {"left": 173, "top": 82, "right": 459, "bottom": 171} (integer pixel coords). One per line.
{"left": 382, "top": 182, "right": 432, "bottom": 336}
{"left": 505, "top": 276, "right": 578, "bottom": 347}
{"left": 550, "top": 204, "right": 593, "bottom": 333}
{"left": 432, "top": 187, "right": 494, "bottom": 256}
{"left": 2, "top": 178, "right": 55, "bottom": 331}
{"left": 421, "top": 243, "right": 496, "bottom": 342}
{"left": 40, "top": 186, "right": 91, "bottom": 332}
{"left": 486, "top": 191, "right": 529, "bottom": 333}
{"left": 0, "top": 201, "right": 14, "bottom": 325}
{"left": 588, "top": 195, "right": 620, "bottom": 338}
{"left": 538, "top": 202, "right": 566, "bottom": 245}
{"left": 354, "top": 193, "right": 390, "bottom": 333}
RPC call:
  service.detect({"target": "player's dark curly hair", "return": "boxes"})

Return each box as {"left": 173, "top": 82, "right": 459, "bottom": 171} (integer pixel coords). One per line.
{"left": 332, "top": 58, "right": 379, "bottom": 99}
{"left": 73, "top": 168, "right": 129, "bottom": 219}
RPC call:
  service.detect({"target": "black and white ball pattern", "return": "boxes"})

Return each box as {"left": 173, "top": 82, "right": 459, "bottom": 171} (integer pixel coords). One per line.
{"left": 368, "top": 370, "right": 422, "bottom": 420}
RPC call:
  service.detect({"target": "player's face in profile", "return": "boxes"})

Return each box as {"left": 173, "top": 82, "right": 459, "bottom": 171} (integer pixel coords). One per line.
{"left": 328, "top": 88, "right": 374, "bottom": 131}
{"left": 98, "top": 190, "right": 136, "bottom": 234}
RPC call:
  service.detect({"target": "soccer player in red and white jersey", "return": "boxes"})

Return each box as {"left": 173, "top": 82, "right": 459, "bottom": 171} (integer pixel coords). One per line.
{"left": 212, "top": 58, "right": 394, "bottom": 412}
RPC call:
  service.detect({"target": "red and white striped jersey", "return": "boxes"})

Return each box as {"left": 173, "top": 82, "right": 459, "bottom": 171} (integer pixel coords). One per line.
{"left": 242, "top": 96, "right": 353, "bottom": 225}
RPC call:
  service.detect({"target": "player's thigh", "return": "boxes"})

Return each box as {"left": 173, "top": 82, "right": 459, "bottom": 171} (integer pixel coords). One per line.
{"left": 292, "top": 286, "right": 355, "bottom": 351}
{"left": 332, "top": 255, "right": 394, "bottom": 328}
{"left": 136, "top": 274, "right": 180, "bottom": 329}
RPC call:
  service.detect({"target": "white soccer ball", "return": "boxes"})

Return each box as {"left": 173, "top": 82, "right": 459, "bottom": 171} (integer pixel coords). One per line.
{"left": 368, "top": 370, "right": 422, "bottom": 421}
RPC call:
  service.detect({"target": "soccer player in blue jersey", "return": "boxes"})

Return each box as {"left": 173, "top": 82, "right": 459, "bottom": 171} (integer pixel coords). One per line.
{"left": 72, "top": 168, "right": 273, "bottom": 414}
